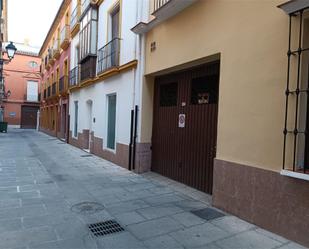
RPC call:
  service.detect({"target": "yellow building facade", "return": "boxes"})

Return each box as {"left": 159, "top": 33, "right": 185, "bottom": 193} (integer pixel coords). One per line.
{"left": 133, "top": 0, "right": 309, "bottom": 246}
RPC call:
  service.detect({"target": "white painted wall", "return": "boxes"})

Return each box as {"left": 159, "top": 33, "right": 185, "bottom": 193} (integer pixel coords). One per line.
{"left": 70, "top": 70, "right": 134, "bottom": 146}
{"left": 69, "top": 0, "right": 149, "bottom": 148}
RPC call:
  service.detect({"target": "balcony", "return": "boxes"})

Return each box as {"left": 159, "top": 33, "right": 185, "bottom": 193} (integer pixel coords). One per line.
{"left": 52, "top": 82, "right": 57, "bottom": 96}
{"left": 97, "top": 38, "right": 120, "bottom": 75}
{"left": 47, "top": 86, "right": 51, "bottom": 98}
{"left": 48, "top": 49, "right": 55, "bottom": 66}
{"left": 45, "top": 56, "right": 50, "bottom": 70}
{"left": 60, "top": 25, "right": 70, "bottom": 50}
{"left": 53, "top": 39, "right": 60, "bottom": 60}
{"left": 71, "top": 3, "right": 81, "bottom": 37}
{"left": 80, "top": 57, "right": 96, "bottom": 82}
{"left": 132, "top": 0, "right": 198, "bottom": 34}
{"left": 59, "top": 75, "right": 68, "bottom": 94}
{"left": 69, "top": 66, "right": 80, "bottom": 88}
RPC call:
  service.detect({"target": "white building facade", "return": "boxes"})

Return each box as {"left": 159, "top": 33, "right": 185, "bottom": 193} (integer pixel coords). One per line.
{"left": 68, "top": 0, "right": 149, "bottom": 172}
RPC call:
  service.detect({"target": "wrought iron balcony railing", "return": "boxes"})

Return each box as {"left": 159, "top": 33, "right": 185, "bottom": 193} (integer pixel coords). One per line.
{"left": 153, "top": 0, "right": 170, "bottom": 12}
{"left": 97, "top": 38, "right": 120, "bottom": 75}
{"left": 53, "top": 39, "right": 60, "bottom": 59}
{"left": 60, "top": 25, "right": 70, "bottom": 50}
{"left": 69, "top": 66, "right": 80, "bottom": 87}
{"left": 59, "top": 75, "right": 68, "bottom": 93}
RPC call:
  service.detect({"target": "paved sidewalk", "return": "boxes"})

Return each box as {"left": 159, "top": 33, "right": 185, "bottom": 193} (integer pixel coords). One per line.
{"left": 0, "top": 129, "right": 306, "bottom": 249}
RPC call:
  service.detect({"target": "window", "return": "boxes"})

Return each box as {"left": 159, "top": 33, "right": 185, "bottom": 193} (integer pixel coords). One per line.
{"left": 282, "top": 12, "right": 309, "bottom": 174}
{"left": 74, "top": 101, "right": 78, "bottom": 137}
{"left": 79, "top": 7, "right": 97, "bottom": 61}
{"left": 191, "top": 75, "right": 219, "bottom": 105}
{"left": 159, "top": 82, "right": 178, "bottom": 107}
{"left": 26, "top": 81, "right": 38, "bottom": 101}
{"left": 28, "top": 61, "right": 38, "bottom": 69}
{"left": 110, "top": 5, "right": 120, "bottom": 40}
{"left": 107, "top": 95, "right": 117, "bottom": 150}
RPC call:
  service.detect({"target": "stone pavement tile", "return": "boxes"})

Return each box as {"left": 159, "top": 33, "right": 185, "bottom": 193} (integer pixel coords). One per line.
{"left": 53, "top": 218, "right": 90, "bottom": 240}
{"left": 106, "top": 199, "right": 150, "bottom": 215}
{"left": 215, "top": 230, "right": 284, "bottom": 249}
{"left": 95, "top": 232, "right": 146, "bottom": 249}
{"left": 127, "top": 217, "right": 184, "bottom": 240}
{"left": 210, "top": 215, "right": 256, "bottom": 234}
{"left": 192, "top": 243, "right": 222, "bottom": 249}
{"left": 56, "top": 235, "right": 97, "bottom": 249}
{"left": 29, "top": 240, "right": 60, "bottom": 249}
{"left": 255, "top": 228, "right": 289, "bottom": 244}
{"left": 171, "top": 211, "right": 206, "bottom": 227}
{"left": 148, "top": 186, "right": 175, "bottom": 195}
{"left": 277, "top": 242, "right": 308, "bottom": 249}
{"left": 22, "top": 213, "right": 76, "bottom": 229}
{"left": 0, "top": 207, "right": 22, "bottom": 219}
{"left": 169, "top": 222, "right": 230, "bottom": 248}
{"left": 143, "top": 193, "right": 187, "bottom": 206}
{"left": 0, "top": 218, "right": 22, "bottom": 233}
{"left": 136, "top": 205, "right": 184, "bottom": 220}
{"left": 21, "top": 204, "right": 47, "bottom": 218}
{"left": 142, "top": 234, "right": 184, "bottom": 249}
{"left": 0, "top": 198, "right": 21, "bottom": 209}
{"left": 114, "top": 211, "right": 146, "bottom": 226}
{"left": 75, "top": 209, "right": 114, "bottom": 224}
{"left": 0, "top": 226, "right": 57, "bottom": 249}
{"left": 174, "top": 200, "right": 209, "bottom": 211}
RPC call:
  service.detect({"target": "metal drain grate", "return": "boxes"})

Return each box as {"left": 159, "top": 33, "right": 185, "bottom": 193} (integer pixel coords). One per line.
{"left": 81, "top": 155, "right": 93, "bottom": 157}
{"left": 191, "top": 207, "right": 225, "bottom": 221}
{"left": 88, "top": 220, "right": 124, "bottom": 237}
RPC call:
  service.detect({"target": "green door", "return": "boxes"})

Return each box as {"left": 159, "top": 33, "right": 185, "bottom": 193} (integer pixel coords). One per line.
{"left": 107, "top": 95, "right": 116, "bottom": 149}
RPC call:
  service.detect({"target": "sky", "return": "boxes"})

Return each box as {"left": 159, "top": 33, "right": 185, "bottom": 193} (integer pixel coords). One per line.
{"left": 8, "top": 0, "right": 63, "bottom": 49}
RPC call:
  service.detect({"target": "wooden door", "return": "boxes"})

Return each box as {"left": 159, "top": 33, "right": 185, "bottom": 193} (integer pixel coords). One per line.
{"left": 152, "top": 62, "right": 220, "bottom": 194}
{"left": 21, "top": 106, "right": 39, "bottom": 129}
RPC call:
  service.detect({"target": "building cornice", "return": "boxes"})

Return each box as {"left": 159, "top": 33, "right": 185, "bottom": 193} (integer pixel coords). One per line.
{"left": 39, "top": 0, "right": 71, "bottom": 56}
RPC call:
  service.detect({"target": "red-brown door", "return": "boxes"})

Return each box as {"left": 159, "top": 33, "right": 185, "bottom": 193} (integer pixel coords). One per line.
{"left": 152, "top": 61, "right": 220, "bottom": 194}
{"left": 21, "top": 106, "right": 39, "bottom": 129}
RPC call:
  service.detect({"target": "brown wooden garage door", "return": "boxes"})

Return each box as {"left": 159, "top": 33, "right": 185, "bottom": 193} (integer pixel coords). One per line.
{"left": 21, "top": 106, "right": 39, "bottom": 129}
{"left": 152, "top": 61, "right": 220, "bottom": 194}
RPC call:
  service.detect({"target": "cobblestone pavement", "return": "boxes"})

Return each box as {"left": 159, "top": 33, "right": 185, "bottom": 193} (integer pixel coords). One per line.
{"left": 0, "top": 129, "right": 306, "bottom": 249}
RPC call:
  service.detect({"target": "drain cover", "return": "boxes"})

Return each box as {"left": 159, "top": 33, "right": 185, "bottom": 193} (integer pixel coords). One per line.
{"left": 71, "top": 202, "right": 104, "bottom": 214}
{"left": 88, "top": 220, "right": 124, "bottom": 237}
{"left": 191, "top": 208, "right": 225, "bottom": 221}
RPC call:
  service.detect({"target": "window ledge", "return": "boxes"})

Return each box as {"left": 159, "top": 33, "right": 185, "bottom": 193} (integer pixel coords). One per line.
{"left": 281, "top": 169, "right": 309, "bottom": 181}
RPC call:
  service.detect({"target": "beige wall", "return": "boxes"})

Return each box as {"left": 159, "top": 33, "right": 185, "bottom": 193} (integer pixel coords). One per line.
{"left": 141, "top": 0, "right": 305, "bottom": 172}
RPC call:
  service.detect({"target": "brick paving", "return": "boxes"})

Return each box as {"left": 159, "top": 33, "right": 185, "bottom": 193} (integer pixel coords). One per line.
{"left": 0, "top": 129, "right": 306, "bottom": 249}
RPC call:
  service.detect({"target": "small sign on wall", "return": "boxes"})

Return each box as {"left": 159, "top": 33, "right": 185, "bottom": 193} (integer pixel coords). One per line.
{"left": 178, "top": 114, "right": 185, "bottom": 128}
{"left": 9, "top": 112, "right": 16, "bottom": 117}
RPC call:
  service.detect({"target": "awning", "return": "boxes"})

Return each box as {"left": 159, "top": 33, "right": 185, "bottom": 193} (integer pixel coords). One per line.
{"left": 278, "top": 0, "right": 309, "bottom": 15}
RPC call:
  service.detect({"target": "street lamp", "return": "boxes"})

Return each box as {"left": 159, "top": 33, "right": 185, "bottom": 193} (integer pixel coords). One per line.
{"left": 5, "top": 41, "right": 17, "bottom": 61}
{"left": 0, "top": 41, "right": 17, "bottom": 123}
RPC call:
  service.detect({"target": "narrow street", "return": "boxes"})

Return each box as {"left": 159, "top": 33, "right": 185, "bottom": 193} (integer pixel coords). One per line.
{"left": 0, "top": 129, "right": 305, "bottom": 249}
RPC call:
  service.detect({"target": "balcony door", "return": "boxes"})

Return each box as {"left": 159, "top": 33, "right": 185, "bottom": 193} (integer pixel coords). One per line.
{"left": 110, "top": 5, "right": 119, "bottom": 67}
